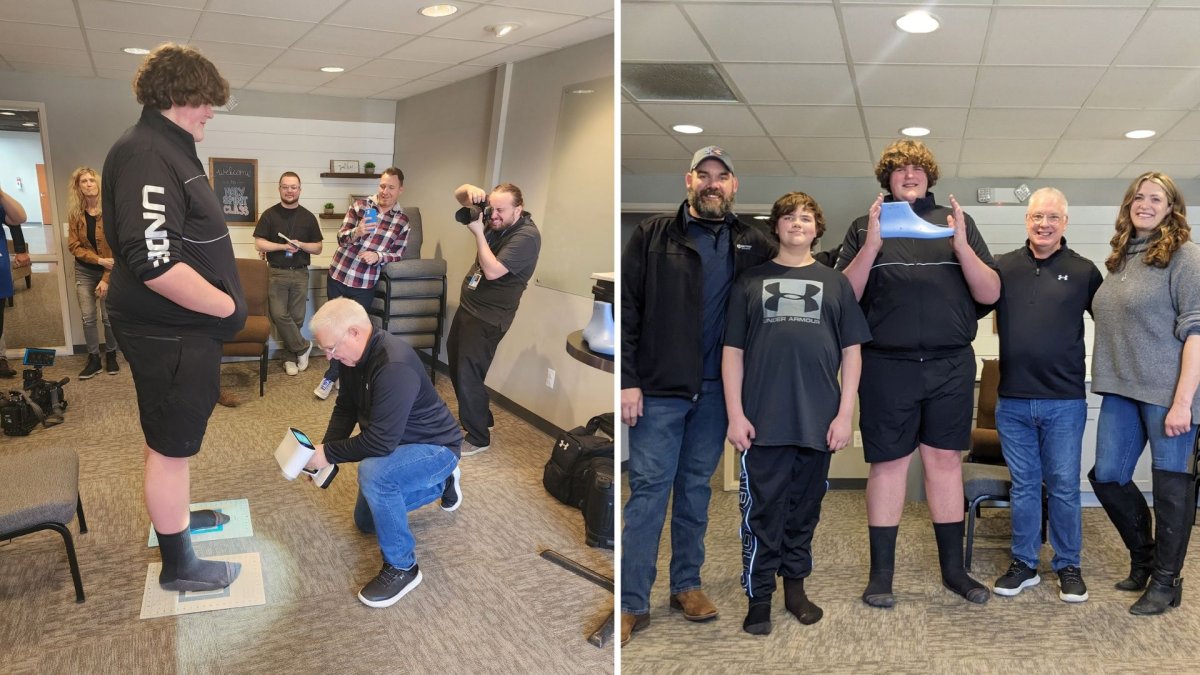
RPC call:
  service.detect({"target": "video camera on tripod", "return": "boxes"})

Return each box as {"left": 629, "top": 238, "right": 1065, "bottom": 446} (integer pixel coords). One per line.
{"left": 1, "top": 348, "right": 69, "bottom": 436}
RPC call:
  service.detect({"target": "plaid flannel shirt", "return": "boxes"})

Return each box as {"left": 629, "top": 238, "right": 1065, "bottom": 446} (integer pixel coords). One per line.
{"left": 328, "top": 198, "right": 409, "bottom": 289}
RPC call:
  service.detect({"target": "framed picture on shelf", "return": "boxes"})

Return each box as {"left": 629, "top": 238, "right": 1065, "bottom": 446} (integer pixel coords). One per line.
{"left": 330, "top": 159, "right": 360, "bottom": 173}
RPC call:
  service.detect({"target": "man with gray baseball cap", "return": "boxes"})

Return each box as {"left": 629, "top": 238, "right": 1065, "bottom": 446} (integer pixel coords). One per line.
{"left": 619, "top": 145, "right": 775, "bottom": 645}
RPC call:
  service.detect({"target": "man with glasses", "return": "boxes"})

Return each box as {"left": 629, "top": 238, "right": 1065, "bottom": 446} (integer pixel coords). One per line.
{"left": 990, "top": 187, "right": 1103, "bottom": 602}
{"left": 304, "top": 298, "right": 463, "bottom": 607}
{"left": 253, "top": 171, "right": 323, "bottom": 376}
{"left": 448, "top": 183, "right": 541, "bottom": 456}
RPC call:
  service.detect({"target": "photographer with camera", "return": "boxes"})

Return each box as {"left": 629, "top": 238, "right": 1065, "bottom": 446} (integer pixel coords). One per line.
{"left": 449, "top": 183, "right": 541, "bottom": 456}
{"left": 0, "top": 181, "right": 30, "bottom": 379}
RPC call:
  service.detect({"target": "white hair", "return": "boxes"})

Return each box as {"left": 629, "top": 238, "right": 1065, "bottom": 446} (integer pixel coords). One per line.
{"left": 310, "top": 298, "right": 370, "bottom": 337}
{"left": 1028, "top": 187, "right": 1068, "bottom": 215}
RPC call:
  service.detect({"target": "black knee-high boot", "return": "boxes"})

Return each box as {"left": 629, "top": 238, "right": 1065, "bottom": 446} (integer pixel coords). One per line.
{"left": 933, "top": 521, "right": 990, "bottom": 604}
{"left": 1130, "top": 469, "right": 1196, "bottom": 615}
{"left": 1088, "top": 468, "right": 1154, "bottom": 591}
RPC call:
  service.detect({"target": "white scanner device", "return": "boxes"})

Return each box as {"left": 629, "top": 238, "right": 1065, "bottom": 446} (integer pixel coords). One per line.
{"left": 275, "top": 427, "right": 338, "bottom": 489}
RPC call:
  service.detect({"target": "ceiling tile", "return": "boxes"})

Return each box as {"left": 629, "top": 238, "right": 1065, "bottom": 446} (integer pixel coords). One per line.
{"left": 842, "top": 0, "right": 991, "bottom": 4}
{"left": 774, "top": 137, "right": 873, "bottom": 163}
{"left": 1038, "top": 163, "right": 1126, "bottom": 179}
{"left": 369, "top": 79, "right": 453, "bottom": 100}
{"left": 465, "top": 43, "right": 556, "bottom": 67}
{"left": 1048, "top": 138, "right": 1152, "bottom": 163}
{"left": 383, "top": 37, "right": 504, "bottom": 64}
{"left": 686, "top": 4, "right": 842, "bottom": 63}
{"left": 326, "top": 73, "right": 411, "bottom": 93}
{"left": 87, "top": 29, "right": 175, "bottom": 54}
{"left": 1085, "top": 67, "right": 1200, "bottom": 109}
{"left": 351, "top": 58, "right": 448, "bottom": 79}
{"left": 77, "top": 0, "right": 199, "bottom": 37}
{"left": 96, "top": 67, "right": 135, "bottom": 80}
{"left": 6, "top": 60, "right": 95, "bottom": 77}
{"left": 0, "top": 45, "right": 90, "bottom": 67}
{"left": 789, "top": 161, "right": 875, "bottom": 178}
{"left": 973, "top": 66, "right": 1106, "bottom": 107}
{"left": 309, "top": 85, "right": 392, "bottom": 98}
{"left": 0, "top": 21, "right": 83, "bottom": 50}
{"left": 862, "top": 107, "right": 968, "bottom": 139}
{"left": 1116, "top": 8, "right": 1200, "bottom": 66}
{"left": 187, "top": 40, "right": 286, "bottom": 66}
{"left": 1119, "top": 164, "right": 1200, "bottom": 179}
{"left": 1063, "top": 109, "right": 1187, "bottom": 139}
{"left": 325, "top": 0, "right": 482, "bottom": 36}
{"left": 203, "top": 0, "right": 344, "bottom": 23}
{"left": 191, "top": 12, "right": 315, "bottom": 49}
{"left": 857, "top": 65, "right": 977, "bottom": 107}
{"left": 620, "top": 134, "right": 691, "bottom": 159}
{"left": 622, "top": 103, "right": 663, "bottom": 134}
{"left": 0, "top": 0, "right": 80, "bottom": 26}
{"left": 724, "top": 64, "right": 855, "bottom": 105}
{"left": 869, "top": 137, "right": 961, "bottom": 162}
{"left": 595, "top": 10, "right": 613, "bottom": 20}
{"left": 243, "top": 81, "right": 315, "bottom": 94}
{"left": 90, "top": 50, "right": 146, "bottom": 71}
{"left": 291, "top": 25, "right": 417, "bottom": 58}
{"left": 843, "top": 5, "right": 990, "bottom": 65}
{"left": 995, "top": 0, "right": 1149, "bottom": 5}
{"left": 676, "top": 135, "right": 782, "bottom": 162}
{"left": 620, "top": 158, "right": 692, "bottom": 175}
{"left": 424, "top": 63, "right": 491, "bottom": 82}
{"left": 270, "top": 50, "right": 369, "bottom": 72}
{"left": 1137, "top": 139, "right": 1200, "bottom": 163}
{"left": 491, "top": 0, "right": 611, "bottom": 16}
{"left": 250, "top": 67, "right": 338, "bottom": 87}
{"left": 753, "top": 106, "right": 864, "bottom": 138}
{"left": 524, "top": 18, "right": 613, "bottom": 50}
{"left": 638, "top": 102, "right": 763, "bottom": 136}
{"left": 621, "top": 4, "right": 709, "bottom": 62}
{"left": 1162, "top": 111, "right": 1200, "bottom": 139}
{"left": 956, "top": 163, "right": 1042, "bottom": 178}
{"left": 726, "top": 160, "right": 794, "bottom": 176}
{"left": 203, "top": 62, "right": 264, "bottom": 81}
{"left": 117, "top": 0, "right": 207, "bottom": 8}
{"left": 960, "top": 139, "right": 1056, "bottom": 164}
{"left": 984, "top": 7, "right": 1142, "bottom": 66}
{"left": 965, "top": 108, "right": 1078, "bottom": 139}
{"left": 428, "top": 6, "right": 580, "bottom": 43}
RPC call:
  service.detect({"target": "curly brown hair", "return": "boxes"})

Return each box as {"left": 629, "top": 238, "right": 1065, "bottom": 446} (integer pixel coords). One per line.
{"left": 875, "top": 139, "right": 940, "bottom": 192}
{"left": 1105, "top": 172, "right": 1190, "bottom": 273}
{"left": 767, "top": 191, "right": 826, "bottom": 246}
{"left": 133, "top": 43, "right": 228, "bottom": 110}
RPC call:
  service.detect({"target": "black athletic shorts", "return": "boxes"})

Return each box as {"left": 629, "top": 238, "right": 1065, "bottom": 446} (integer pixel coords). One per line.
{"left": 858, "top": 350, "right": 975, "bottom": 463}
{"left": 114, "top": 329, "right": 222, "bottom": 458}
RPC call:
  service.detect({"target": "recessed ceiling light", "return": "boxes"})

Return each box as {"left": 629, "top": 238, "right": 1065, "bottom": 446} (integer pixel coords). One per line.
{"left": 419, "top": 4, "right": 458, "bottom": 17}
{"left": 672, "top": 124, "right": 703, "bottom": 134}
{"left": 568, "top": 89, "right": 595, "bottom": 95}
{"left": 900, "top": 126, "right": 931, "bottom": 137}
{"left": 320, "top": 66, "right": 345, "bottom": 73}
{"left": 896, "top": 10, "right": 939, "bottom": 34}
{"left": 0, "top": 111, "right": 15, "bottom": 116}
{"left": 488, "top": 23, "right": 520, "bottom": 38}
{"left": 1125, "top": 129, "right": 1156, "bottom": 139}
{"left": 123, "top": 47, "right": 150, "bottom": 55}
{"left": 22, "top": 122, "right": 36, "bottom": 127}
{"left": 754, "top": 215, "right": 769, "bottom": 220}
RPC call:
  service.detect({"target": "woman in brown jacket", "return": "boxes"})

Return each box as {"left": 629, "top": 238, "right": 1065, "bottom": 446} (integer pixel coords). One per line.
{"left": 66, "top": 166, "right": 119, "bottom": 378}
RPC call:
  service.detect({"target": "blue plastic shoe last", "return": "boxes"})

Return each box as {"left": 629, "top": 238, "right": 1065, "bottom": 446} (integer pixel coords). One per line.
{"left": 582, "top": 300, "right": 615, "bottom": 355}
{"left": 879, "top": 201, "right": 953, "bottom": 239}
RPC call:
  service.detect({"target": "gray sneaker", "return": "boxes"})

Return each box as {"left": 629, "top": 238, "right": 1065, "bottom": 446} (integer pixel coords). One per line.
{"left": 460, "top": 441, "right": 490, "bottom": 456}
{"left": 993, "top": 560, "right": 1041, "bottom": 596}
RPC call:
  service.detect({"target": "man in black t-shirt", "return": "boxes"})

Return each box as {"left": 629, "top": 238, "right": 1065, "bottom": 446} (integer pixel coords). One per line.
{"left": 449, "top": 182, "right": 541, "bottom": 456}
{"left": 253, "top": 172, "right": 323, "bottom": 376}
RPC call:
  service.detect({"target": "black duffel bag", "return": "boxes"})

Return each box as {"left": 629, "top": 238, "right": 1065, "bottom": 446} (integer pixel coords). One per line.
{"left": 543, "top": 413, "right": 614, "bottom": 509}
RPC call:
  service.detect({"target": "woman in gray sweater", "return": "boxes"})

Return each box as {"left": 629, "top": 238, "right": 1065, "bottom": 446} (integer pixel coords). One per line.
{"left": 1089, "top": 171, "right": 1200, "bottom": 616}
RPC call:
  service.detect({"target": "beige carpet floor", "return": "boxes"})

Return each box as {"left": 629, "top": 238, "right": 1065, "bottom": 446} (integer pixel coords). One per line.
{"left": 0, "top": 353, "right": 613, "bottom": 674}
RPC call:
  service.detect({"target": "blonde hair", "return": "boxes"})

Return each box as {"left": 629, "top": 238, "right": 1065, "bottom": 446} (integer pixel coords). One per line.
{"left": 1106, "top": 172, "right": 1190, "bottom": 273}
{"left": 66, "top": 166, "right": 100, "bottom": 226}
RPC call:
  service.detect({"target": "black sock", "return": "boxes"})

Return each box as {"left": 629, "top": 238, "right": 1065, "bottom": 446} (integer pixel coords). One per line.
{"left": 189, "top": 509, "right": 230, "bottom": 531}
{"left": 933, "top": 520, "right": 989, "bottom": 604}
{"left": 157, "top": 527, "right": 241, "bottom": 592}
{"left": 863, "top": 525, "right": 898, "bottom": 607}
{"left": 743, "top": 600, "right": 772, "bottom": 635}
{"left": 783, "top": 577, "right": 823, "bottom": 625}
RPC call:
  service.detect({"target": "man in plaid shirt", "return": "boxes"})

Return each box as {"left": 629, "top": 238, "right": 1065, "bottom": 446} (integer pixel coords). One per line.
{"left": 315, "top": 166, "right": 410, "bottom": 399}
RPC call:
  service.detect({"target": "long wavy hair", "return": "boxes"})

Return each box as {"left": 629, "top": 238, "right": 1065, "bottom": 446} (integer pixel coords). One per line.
{"left": 1106, "top": 172, "right": 1190, "bottom": 273}
{"left": 66, "top": 166, "right": 100, "bottom": 226}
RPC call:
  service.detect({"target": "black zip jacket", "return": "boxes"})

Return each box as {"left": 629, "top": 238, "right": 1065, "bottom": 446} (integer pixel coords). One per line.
{"left": 994, "top": 239, "right": 1104, "bottom": 399}
{"left": 621, "top": 201, "right": 775, "bottom": 398}
{"left": 322, "top": 328, "right": 462, "bottom": 463}
{"left": 102, "top": 106, "right": 246, "bottom": 340}
{"left": 838, "top": 192, "right": 997, "bottom": 358}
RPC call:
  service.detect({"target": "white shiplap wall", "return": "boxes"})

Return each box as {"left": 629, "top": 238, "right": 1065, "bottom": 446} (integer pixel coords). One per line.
{"left": 196, "top": 114, "right": 395, "bottom": 266}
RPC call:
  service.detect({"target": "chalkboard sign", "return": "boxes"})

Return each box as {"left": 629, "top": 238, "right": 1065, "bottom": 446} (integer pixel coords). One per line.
{"left": 209, "top": 157, "right": 257, "bottom": 224}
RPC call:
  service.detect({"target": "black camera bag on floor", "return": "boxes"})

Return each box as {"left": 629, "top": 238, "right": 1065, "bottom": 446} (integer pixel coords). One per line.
{"left": 543, "top": 413, "right": 614, "bottom": 509}
{"left": 583, "top": 455, "right": 614, "bottom": 549}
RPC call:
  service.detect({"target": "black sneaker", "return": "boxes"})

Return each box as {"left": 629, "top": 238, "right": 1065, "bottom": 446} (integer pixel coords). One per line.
{"left": 358, "top": 563, "right": 422, "bottom": 608}
{"left": 1057, "top": 565, "right": 1089, "bottom": 603}
{"left": 105, "top": 350, "right": 119, "bottom": 374}
{"left": 993, "top": 560, "right": 1041, "bottom": 596}
{"left": 79, "top": 353, "right": 102, "bottom": 379}
{"left": 441, "top": 466, "right": 462, "bottom": 512}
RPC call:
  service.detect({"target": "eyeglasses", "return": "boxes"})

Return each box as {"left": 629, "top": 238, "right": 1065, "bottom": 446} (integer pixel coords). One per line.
{"left": 320, "top": 331, "right": 349, "bottom": 357}
{"left": 1027, "top": 213, "right": 1064, "bottom": 225}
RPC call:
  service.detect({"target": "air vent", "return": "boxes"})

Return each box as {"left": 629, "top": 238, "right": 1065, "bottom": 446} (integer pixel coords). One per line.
{"left": 622, "top": 63, "right": 738, "bottom": 103}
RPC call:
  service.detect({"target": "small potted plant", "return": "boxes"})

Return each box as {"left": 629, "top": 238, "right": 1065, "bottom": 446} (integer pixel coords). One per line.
{"left": 323, "top": 202, "right": 335, "bottom": 215}
{"left": 363, "top": 162, "right": 376, "bottom": 175}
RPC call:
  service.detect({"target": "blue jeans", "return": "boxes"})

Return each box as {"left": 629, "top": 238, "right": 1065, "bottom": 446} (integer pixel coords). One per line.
{"left": 353, "top": 443, "right": 458, "bottom": 569}
{"left": 995, "top": 397, "right": 1086, "bottom": 570}
{"left": 621, "top": 379, "right": 726, "bottom": 615}
{"left": 323, "top": 277, "right": 376, "bottom": 382}
{"left": 1093, "top": 394, "right": 1197, "bottom": 482}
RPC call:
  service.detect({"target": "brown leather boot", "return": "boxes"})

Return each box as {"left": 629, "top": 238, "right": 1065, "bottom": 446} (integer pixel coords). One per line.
{"left": 669, "top": 589, "right": 719, "bottom": 621}
{"left": 620, "top": 612, "right": 649, "bottom": 646}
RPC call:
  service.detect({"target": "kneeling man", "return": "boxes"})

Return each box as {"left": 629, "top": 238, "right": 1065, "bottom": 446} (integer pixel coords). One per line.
{"left": 306, "top": 298, "right": 464, "bottom": 607}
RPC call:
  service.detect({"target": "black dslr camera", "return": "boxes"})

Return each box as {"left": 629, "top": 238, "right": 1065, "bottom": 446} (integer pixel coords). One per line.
{"left": 454, "top": 198, "right": 493, "bottom": 225}
{"left": 1, "top": 348, "right": 68, "bottom": 436}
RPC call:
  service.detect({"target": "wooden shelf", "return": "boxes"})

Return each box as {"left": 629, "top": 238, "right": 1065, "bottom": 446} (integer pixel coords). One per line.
{"left": 320, "top": 212, "right": 345, "bottom": 219}
{"left": 319, "top": 172, "right": 378, "bottom": 179}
